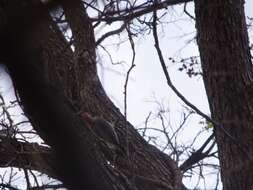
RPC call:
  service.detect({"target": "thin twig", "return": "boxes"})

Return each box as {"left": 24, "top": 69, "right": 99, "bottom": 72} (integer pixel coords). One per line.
{"left": 123, "top": 23, "right": 136, "bottom": 157}
{"left": 183, "top": 2, "right": 195, "bottom": 20}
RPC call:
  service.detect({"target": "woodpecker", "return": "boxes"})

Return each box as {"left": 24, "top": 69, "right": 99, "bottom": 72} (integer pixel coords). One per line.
{"left": 81, "top": 112, "right": 125, "bottom": 157}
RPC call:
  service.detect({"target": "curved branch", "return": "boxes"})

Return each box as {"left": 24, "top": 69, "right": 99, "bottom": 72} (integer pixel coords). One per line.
{"left": 0, "top": 137, "right": 58, "bottom": 180}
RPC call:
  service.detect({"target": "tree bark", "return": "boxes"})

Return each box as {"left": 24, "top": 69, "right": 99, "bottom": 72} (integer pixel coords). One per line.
{"left": 195, "top": 0, "right": 253, "bottom": 189}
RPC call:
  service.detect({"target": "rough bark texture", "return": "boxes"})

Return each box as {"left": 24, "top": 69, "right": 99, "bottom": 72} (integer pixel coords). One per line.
{"left": 0, "top": 0, "right": 182, "bottom": 189}
{"left": 195, "top": 0, "right": 253, "bottom": 189}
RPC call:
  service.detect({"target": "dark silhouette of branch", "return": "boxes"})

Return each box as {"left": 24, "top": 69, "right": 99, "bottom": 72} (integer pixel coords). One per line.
{"left": 90, "top": 0, "right": 193, "bottom": 23}
{"left": 0, "top": 183, "right": 19, "bottom": 190}
{"left": 96, "top": 22, "right": 128, "bottom": 46}
{"left": 0, "top": 137, "right": 57, "bottom": 179}
{"left": 179, "top": 134, "right": 216, "bottom": 172}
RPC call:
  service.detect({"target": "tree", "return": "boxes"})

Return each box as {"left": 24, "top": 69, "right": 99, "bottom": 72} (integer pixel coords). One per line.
{"left": 195, "top": 0, "right": 253, "bottom": 189}
{"left": 0, "top": 0, "right": 251, "bottom": 189}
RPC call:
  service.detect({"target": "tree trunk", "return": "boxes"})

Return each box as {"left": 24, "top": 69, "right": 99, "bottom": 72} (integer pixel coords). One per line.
{"left": 195, "top": 0, "right": 253, "bottom": 189}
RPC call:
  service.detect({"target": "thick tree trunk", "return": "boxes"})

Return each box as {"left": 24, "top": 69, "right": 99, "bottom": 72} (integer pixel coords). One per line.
{"left": 195, "top": 0, "right": 253, "bottom": 189}
{"left": 0, "top": 0, "right": 182, "bottom": 189}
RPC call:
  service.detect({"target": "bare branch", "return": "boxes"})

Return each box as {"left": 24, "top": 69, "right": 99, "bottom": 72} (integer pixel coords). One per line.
{"left": 179, "top": 134, "right": 215, "bottom": 172}
{"left": 123, "top": 23, "right": 136, "bottom": 157}
{"left": 96, "top": 22, "right": 128, "bottom": 46}
{"left": 90, "top": 0, "right": 193, "bottom": 23}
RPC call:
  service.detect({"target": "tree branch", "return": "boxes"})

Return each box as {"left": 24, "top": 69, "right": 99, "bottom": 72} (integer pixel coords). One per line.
{"left": 90, "top": 0, "right": 193, "bottom": 23}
